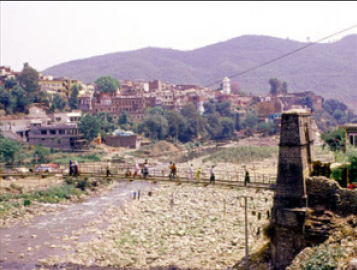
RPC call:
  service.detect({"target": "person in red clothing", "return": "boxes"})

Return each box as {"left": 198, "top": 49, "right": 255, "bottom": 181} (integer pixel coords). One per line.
{"left": 347, "top": 183, "right": 355, "bottom": 190}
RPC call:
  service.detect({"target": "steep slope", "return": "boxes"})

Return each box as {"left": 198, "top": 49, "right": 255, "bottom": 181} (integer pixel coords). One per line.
{"left": 43, "top": 34, "right": 357, "bottom": 108}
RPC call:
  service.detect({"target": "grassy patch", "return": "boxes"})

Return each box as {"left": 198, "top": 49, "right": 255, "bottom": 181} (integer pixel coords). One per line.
{"left": 0, "top": 184, "right": 82, "bottom": 204}
{"left": 203, "top": 146, "right": 278, "bottom": 164}
{"left": 52, "top": 153, "right": 103, "bottom": 164}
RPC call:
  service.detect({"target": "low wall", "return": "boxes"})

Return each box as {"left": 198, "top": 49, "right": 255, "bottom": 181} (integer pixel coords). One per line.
{"left": 104, "top": 135, "right": 137, "bottom": 149}
{"left": 306, "top": 176, "right": 357, "bottom": 216}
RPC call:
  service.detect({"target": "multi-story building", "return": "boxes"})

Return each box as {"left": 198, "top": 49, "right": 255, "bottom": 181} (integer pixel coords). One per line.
{"left": 39, "top": 77, "right": 82, "bottom": 96}
{"left": 28, "top": 121, "right": 87, "bottom": 150}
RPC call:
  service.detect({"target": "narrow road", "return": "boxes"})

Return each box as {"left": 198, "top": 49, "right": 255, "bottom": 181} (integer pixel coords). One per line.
{"left": 0, "top": 181, "right": 155, "bottom": 270}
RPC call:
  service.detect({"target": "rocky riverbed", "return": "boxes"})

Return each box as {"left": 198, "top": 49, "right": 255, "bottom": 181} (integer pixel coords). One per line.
{"left": 42, "top": 183, "right": 273, "bottom": 270}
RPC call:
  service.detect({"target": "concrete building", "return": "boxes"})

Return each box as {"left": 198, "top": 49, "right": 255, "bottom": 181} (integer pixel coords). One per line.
{"left": 104, "top": 130, "right": 138, "bottom": 149}
{"left": 28, "top": 122, "right": 87, "bottom": 150}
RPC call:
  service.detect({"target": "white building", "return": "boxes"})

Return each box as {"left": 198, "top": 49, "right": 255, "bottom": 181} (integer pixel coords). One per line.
{"left": 222, "top": 76, "right": 231, "bottom": 94}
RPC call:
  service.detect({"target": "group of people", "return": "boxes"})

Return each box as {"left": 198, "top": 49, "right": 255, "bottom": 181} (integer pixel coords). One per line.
{"left": 186, "top": 164, "right": 215, "bottom": 183}
{"left": 125, "top": 160, "right": 150, "bottom": 179}
{"left": 68, "top": 160, "right": 80, "bottom": 176}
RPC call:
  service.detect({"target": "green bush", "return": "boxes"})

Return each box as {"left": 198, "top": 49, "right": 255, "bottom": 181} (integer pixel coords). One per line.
{"left": 301, "top": 246, "right": 346, "bottom": 270}
{"left": 331, "top": 168, "right": 343, "bottom": 182}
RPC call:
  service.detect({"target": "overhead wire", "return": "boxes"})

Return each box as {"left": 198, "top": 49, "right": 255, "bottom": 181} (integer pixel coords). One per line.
{"left": 204, "top": 24, "right": 357, "bottom": 88}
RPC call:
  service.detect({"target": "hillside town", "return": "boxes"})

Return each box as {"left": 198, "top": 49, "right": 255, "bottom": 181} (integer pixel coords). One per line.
{"left": 2, "top": 63, "right": 344, "bottom": 152}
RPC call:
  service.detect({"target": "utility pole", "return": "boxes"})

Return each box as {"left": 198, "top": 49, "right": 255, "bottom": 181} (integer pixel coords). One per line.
{"left": 244, "top": 196, "right": 249, "bottom": 270}
{"left": 237, "top": 195, "right": 251, "bottom": 270}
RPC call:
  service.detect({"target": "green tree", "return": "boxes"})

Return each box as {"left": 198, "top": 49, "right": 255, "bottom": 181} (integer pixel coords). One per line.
{"left": 332, "top": 109, "right": 347, "bottom": 124}
{"left": 298, "top": 96, "right": 314, "bottom": 111}
{"left": 205, "top": 113, "right": 221, "bottom": 140}
{"left": 216, "top": 101, "right": 232, "bottom": 117}
{"left": 321, "top": 128, "right": 346, "bottom": 151}
{"left": 118, "top": 110, "right": 129, "bottom": 129}
{"left": 166, "top": 110, "right": 185, "bottom": 140}
{"left": 268, "top": 78, "right": 282, "bottom": 96}
{"left": 33, "top": 145, "right": 50, "bottom": 163}
{"left": 181, "top": 103, "right": 198, "bottom": 119}
{"left": 95, "top": 76, "right": 120, "bottom": 93}
{"left": 323, "top": 98, "right": 347, "bottom": 115}
{"left": 78, "top": 114, "right": 101, "bottom": 142}
{"left": 203, "top": 101, "right": 216, "bottom": 115}
{"left": 218, "top": 117, "right": 234, "bottom": 140}
{"left": 0, "top": 87, "right": 15, "bottom": 113}
{"left": 11, "top": 86, "right": 28, "bottom": 113}
{"left": 257, "top": 122, "right": 276, "bottom": 136}
{"left": 4, "top": 78, "right": 17, "bottom": 89}
{"left": 0, "top": 138, "right": 20, "bottom": 164}
{"left": 348, "top": 153, "right": 357, "bottom": 182}
{"left": 234, "top": 112, "right": 240, "bottom": 131}
{"left": 146, "top": 106, "right": 167, "bottom": 116}
{"left": 69, "top": 84, "right": 81, "bottom": 110}
{"left": 17, "top": 63, "right": 39, "bottom": 93}
{"left": 52, "top": 94, "right": 67, "bottom": 112}
{"left": 244, "top": 110, "right": 258, "bottom": 130}
{"left": 142, "top": 114, "right": 168, "bottom": 140}
{"left": 282, "top": 81, "right": 288, "bottom": 95}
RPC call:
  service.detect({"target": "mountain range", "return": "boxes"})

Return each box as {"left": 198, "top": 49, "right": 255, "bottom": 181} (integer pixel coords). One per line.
{"left": 43, "top": 34, "right": 357, "bottom": 109}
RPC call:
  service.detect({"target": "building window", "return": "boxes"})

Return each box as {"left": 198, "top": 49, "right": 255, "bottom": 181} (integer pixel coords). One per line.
{"left": 50, "top": 130, "right": 56, "bottom": 135}
{"left": 59, "top": 129, "right": 65, "bottom": 135}
{"left": 41, "top": 130, "right": 47, "bottom": 135}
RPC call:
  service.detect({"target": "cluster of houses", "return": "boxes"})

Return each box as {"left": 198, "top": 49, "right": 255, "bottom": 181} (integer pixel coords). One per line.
{"left": 1, "top": 65, "right": 327, "bottom": 151}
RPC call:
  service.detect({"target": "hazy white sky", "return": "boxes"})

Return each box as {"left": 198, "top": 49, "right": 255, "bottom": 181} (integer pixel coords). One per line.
{"left": 1, "top": 1, "right": 357, "bottom": 71}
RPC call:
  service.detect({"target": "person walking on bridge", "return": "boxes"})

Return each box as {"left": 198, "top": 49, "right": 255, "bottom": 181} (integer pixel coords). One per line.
{"left": 169, "top": 162, "right": 174, "bottom": 181}
{"left": 244, "top": 166, "right": 250, "bottom": 186}
{"left": 69, "top": 160, "right": 73, "bottom": 176}
{"left": 189, "top": 164, "right": 193, "bottom": 180}
{"left": 172, "top": 163, "right": 177, "bottom": 181}
{"left": 133, "top": 162, "right": 141, "bottom": 178}
{"left": 195, "top": 167, "right": 202, "bottom": 181}
{"left": 210, "top": 165, "right": 215, "bottom": 184}
{"left": 143, "top": 162, "right": 149, "bottom": 179}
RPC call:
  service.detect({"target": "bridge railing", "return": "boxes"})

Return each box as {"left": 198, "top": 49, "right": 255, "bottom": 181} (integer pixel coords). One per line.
{"left": 0, "top": 162, "right": 276, "bottom": 185}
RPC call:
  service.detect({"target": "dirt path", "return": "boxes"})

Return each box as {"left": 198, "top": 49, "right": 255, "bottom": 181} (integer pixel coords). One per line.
{"left": 0, "top": 181, "right": 155, "bottom": 270}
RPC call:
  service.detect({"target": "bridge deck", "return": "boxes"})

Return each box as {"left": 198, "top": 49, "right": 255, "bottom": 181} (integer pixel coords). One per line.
{"left": 0, "top": 171, "right": 276, "bottom": 190}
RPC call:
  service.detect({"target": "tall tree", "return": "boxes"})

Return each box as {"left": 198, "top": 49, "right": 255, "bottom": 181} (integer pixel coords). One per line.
{"left": 33, "top": 145, "right": 50, "bottom": 163}
{"left": 52, "top": 94, "right": 67, "bottom": 112}
{"left": 203, "top": 100, "right": 216, "bottom": 115}
{"left": 95, "top": 76, "right": 120, "bottom": 93}
{"left": 0, "top": 138, "right": 20, "bottom": 164}
{"left": 244, "top": 110, "right": 258, "bottom": 130}
{"left": 282, "top": 81, "right": 288, "bottom": 95}
{"left": 69, "top": 84, "right": 81, "bottom": 110}
{"left": 17, "top": 63, "right": 40, "bottom": 93}
{"left": 166, "top": 110, "right": 185, "bottom": 140}
{"left": 78, "top": 114, "right": 101, "bottom": 142}
{"left": 181, "top": 103, "right": 198, "bottom": 119}
{"left": 142, "top": 115, "right": 168, "bottom": 140}
{"left": 218, "top": 118, "right": 234, "bottom": 140}
{"left": 118, "top": 110, "right": 129, "bottom": 127}
{"left": 216, "top": 101, "right": 232, "bottom": 117}
{"left": 268, "top": 78, "right": 282, "bottom": 96}
{"left": 11, "top": 86, "right": 28, "bottom": 113}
